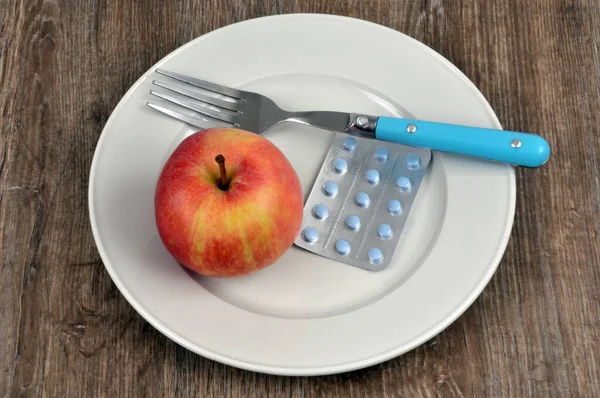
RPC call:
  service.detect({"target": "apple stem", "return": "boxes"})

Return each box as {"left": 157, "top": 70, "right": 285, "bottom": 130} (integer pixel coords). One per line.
{"left": 215, "top": 154, "right": 229, "bottom": 190}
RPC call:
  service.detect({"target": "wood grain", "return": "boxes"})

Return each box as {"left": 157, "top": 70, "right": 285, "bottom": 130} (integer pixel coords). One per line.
{"left": 1, "top": 0, "right": 599, "bottom": 396}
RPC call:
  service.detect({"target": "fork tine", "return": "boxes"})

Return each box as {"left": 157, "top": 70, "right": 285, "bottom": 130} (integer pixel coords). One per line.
{"left": 152, "top": 80, "right": 240, "bottom": 112}
{"left": 156, "top": 68, "right": 243, "bottom": 99}
{"left": 146, "top": 102, "right": 228, "bottom": 129}
{"left": 150, "top": 90, "right": 238, "bottom": 125}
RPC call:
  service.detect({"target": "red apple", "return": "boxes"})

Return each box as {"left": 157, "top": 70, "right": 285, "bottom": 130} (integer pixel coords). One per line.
{"left": 154, "top": 127, "right": 304, "bottom": 277}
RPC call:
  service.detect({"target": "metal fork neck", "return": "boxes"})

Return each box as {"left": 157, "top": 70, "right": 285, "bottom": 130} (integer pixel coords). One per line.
{"left": 284, "top": 111, "right": 377, "bottom": 139}
{"left": 346, "top": 114, "right": 377, "bottom": 138}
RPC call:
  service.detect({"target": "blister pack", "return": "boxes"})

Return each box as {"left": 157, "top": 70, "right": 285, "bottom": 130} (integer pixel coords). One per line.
{"left": 294, "top": 132, "right": 432, "bottom": 271}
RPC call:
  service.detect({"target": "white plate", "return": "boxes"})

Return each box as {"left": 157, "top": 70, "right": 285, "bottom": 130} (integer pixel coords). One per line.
{"left": 89, "top": 14, "right": 515, "bottom": 376}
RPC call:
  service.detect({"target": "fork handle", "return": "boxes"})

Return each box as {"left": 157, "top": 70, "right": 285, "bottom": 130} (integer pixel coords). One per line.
{"left": 374, "top": 117, "right": 550, "bottom": 167}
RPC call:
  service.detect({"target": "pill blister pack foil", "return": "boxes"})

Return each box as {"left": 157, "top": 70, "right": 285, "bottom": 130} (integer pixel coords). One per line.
{"left": 293, "top": 132, "right": 432, "bottom": 271}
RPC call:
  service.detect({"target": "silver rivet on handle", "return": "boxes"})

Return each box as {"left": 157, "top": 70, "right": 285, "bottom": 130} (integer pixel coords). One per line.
{"left": 356, "top": 116, "right": 369, "bottom": 127}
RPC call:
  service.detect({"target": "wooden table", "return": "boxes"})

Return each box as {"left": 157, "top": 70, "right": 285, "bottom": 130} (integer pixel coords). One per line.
{"left": 1, "top": 1, "right": 599, "bottom": 396}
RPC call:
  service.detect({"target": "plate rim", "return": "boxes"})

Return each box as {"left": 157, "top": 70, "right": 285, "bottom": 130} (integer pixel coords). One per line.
{"left": 88, "top": 13, "right": 516, "bottom": 376}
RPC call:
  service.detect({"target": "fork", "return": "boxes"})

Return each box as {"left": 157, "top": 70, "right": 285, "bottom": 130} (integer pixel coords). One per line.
{"left": 146, "top": 69, "right": 550, "bottom": 167}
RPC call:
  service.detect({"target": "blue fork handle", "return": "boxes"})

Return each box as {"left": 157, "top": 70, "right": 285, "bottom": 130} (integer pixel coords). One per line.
{"left": 375, "top": 117, "right": 550, "bottom": 167}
